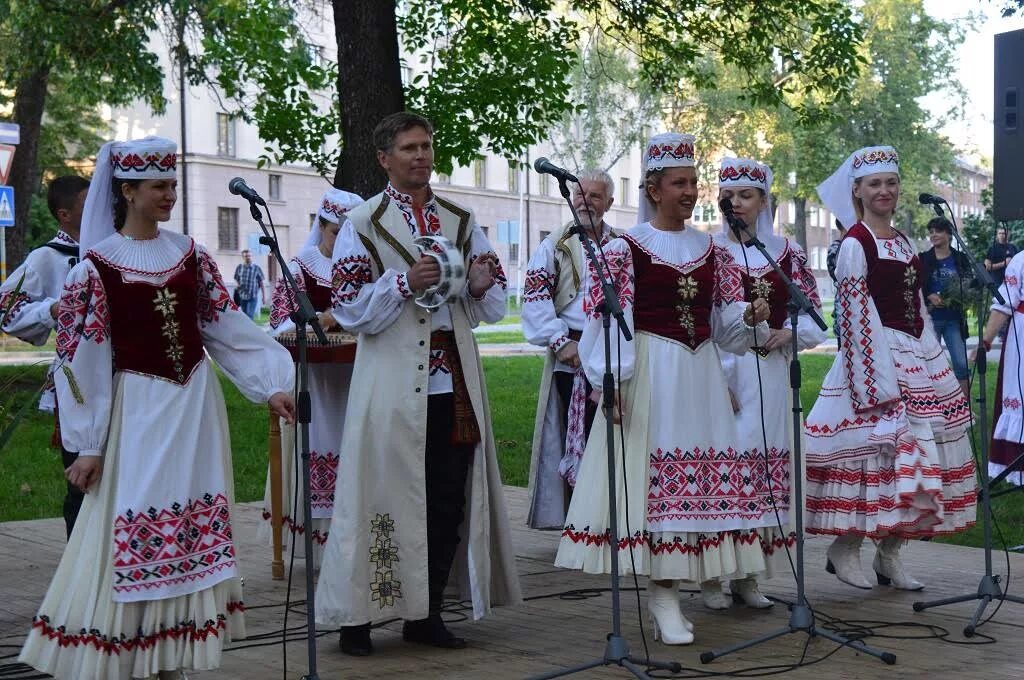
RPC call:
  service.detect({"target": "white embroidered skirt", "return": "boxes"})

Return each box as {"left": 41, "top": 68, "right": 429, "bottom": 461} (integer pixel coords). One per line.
{"left": 259, "top": 363, "right": 352, "bottom": 568}
{"left": 555, "top": 332, "right": 792, "bottom": 581}
{"left": 804, "top": 327, "right": 976, "bottom": 537}
{"left": 19, "top": 370, "right": 245, "bottom": 679}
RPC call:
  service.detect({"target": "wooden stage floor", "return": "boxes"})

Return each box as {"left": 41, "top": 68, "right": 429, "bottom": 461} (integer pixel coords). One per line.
{"left": 2, "top": 486, "right": 1023, "bottom": 679}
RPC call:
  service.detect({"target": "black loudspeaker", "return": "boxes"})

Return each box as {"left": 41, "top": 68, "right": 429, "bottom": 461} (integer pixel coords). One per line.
{"left": 995, "top": 28, "right": 1024, "bottom": 221}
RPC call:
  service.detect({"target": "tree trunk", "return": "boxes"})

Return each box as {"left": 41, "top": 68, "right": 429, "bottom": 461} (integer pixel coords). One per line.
{"left": 793, "top": 195, "right": 808, "bottom": 251}
{"left": 6, "top": 66, "right": 50, "bottom": 269}
{"left": 332, "top": 1, "right": 404, "bottom": 197}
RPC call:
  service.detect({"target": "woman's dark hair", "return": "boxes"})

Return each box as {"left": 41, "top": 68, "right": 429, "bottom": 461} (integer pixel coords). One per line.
{"left": 111, "top": 177, "right": 142, "bottom": 230}
{"left": 926, "top": 216, "right": 953, "bottom": 234}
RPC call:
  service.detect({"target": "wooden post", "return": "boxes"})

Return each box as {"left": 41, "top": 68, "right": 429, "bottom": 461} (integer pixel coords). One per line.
{"left": 268, "top": 407, "right": 284, "bottom": 580}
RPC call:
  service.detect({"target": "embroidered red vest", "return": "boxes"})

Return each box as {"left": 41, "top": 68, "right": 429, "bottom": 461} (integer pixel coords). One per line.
{"left": 90, "top": 251, "right": 205, "bottom": 384}
{"left": 846, "top": 223, "right": 924, "bottom": 338}
{"left": 625, "top": 236, "right": 714, "bottom": 349}
{"left": 741, "top": 250, "right": 793, "bottom": 330}
{"left": 298, "top": 263, "right": 332, "bottom": 312}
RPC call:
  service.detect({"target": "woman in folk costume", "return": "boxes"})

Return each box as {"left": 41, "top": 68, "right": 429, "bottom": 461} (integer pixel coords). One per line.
{"left": 979, "top": 250, "right": 1024, "bottom": 487}
{"left": 19, "top": 136, "right": 296, "bottom": 680}
{"left": 554, "top": 132, "right": 775, "bottom": 645}
{"left": 258, "top": 187, "right": 363, "bottom": 567}
{"left": 710, "top": 158, "right": 827, "bottom": 609}
{"left": 804, "top": 146, "right": 976, "bottom": 591}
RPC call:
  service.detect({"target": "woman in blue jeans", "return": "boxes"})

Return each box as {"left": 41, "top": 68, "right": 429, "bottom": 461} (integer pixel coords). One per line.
{"left": 920, "top": 217, "right": 975, "bottom": 400}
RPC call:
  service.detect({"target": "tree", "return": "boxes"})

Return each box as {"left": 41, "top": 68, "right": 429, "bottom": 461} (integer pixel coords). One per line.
{"left": 668, "top": 0, "right": 970, "bottom": 248}
{"left": 242, "top": 1, "right": 865, "bottom": 202}
{"left": 0, "top": 0, "right": 166, "bottom": 267}
{"left": 0, "top": 0, "right": 329, "bottom": 267}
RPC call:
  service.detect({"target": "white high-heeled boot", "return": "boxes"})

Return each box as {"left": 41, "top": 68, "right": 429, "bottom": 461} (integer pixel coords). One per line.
{"left": 825, "top": 534, "right": 872, "bottom": 589}
{"left": 730, "top": 576, "right": 773, "bottom": 608}
{"left": 647, "top": 580, "right": 694, "bottom": 644}
{"left": 873, "top": 536, "right": 924, "bottom": 591}
{"left": 699, "top": 579, "right": 731, "bottom": 610}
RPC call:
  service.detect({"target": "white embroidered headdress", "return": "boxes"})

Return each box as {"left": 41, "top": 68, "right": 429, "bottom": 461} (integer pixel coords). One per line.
{"left": 639, "top": 132, "right": 696, "bottom": 224}
{"left": 80, "top": 136, "right": 178, "bottom": 252}
{"left": 816, "top": 145, "right": 899, "bottom": 229}
{"left": 304, "top": 187, "right": 364, "bottom": 248}
{"left": 717, "top": 157, "right": 780, "bottom": 238}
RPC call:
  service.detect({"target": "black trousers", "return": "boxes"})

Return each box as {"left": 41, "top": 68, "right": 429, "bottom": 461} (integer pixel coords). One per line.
{"left": 423, "top": 394, "right": 475, "bottom": 618}
{"left": 61, "top": 448, "right": 84, "bottom": 539}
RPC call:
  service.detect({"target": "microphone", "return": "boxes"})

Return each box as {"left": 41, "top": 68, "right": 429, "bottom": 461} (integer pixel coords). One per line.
{"left": 228, "top": 177, "right": 267, "bottom": 206}
{"left": 918, "top": 192, "right": 945, "bottom": 206}
{"left": 533, "top": 157, "right": 579, "bottom": 184}
{"left": 719, "top": 197, "right": 752, "bottom": 241}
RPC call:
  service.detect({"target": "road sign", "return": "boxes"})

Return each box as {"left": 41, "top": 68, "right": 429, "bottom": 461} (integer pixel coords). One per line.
{"left": 0, "top": 186, "right": 14, "bottom": 227}
{"left": 0, "top": 145, "right": 14, "bottom": 185}
{"left": 0, "top": 123, "right": 18, "bottom": 145}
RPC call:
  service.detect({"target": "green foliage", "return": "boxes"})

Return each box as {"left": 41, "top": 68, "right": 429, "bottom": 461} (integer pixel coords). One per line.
{"left": 579, "top": 0, "right": 865, "bottom": 123}
{"left": 179, "top": 0, "right": 339, "bottom": 175}
{"left": 0, "top": 1, "right": 167, "bottom": 113}
{"left": 396, "top": 1, "right": 578, "bottom": 174}
{"left": 548, "top": 27, "right": 661, "bottom": 172}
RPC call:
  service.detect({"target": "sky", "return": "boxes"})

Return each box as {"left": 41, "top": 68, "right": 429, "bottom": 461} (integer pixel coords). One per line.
{"left": 924, "top": 0, "right": 1024, "bottom": 163}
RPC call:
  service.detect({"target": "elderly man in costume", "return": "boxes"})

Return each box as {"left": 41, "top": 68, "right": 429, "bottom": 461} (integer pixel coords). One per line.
{"left": 260, "top": 187, "right": 363, "bottom": 567}
{"left": 1, "top": 175, "right": 89, "bottom": 538}
{"left": 523, "top": 169, "right": 620, "bottom": 530}
{"left": 315, "top": 112, "right": 521, "bottom": 656}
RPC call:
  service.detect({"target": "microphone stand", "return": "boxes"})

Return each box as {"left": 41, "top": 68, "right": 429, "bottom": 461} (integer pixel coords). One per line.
{"left": 912, "top": 201, "right": 1024, "bottom": 634}
{"left": 244, "top": 198, "right": 328, "bottom": 680}
{"left": 529, "top": 177, "right": 681, "bottom": 680}
{"left": 700, "top": 211, "right": 896, "bottom": 666}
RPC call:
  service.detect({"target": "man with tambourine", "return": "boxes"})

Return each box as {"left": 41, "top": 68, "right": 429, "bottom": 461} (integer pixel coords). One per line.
{"left": 315, "top": 112, "right": 522, "bottom": 656}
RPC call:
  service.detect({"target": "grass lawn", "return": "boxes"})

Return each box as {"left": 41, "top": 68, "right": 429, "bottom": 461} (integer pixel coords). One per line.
{"left": 2, "top": 354, "right": 1022, "bottom": 551}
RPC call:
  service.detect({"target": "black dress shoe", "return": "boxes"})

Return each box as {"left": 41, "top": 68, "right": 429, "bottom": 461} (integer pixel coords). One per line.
{"left": 402, "top": 614, "right": 467, "bottom": 649}
{"left": 339, "top": 623, "right": 373, "bottom": 656}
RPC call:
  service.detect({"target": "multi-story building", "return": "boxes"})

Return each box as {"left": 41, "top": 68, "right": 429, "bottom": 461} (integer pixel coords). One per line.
{"left": 100, "top": 11, "right": 643, "bottom": 302}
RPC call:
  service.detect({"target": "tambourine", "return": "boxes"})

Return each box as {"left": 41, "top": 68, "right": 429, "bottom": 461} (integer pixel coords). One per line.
{"left": 413, "top": 235, "right": 467, "bottom": 310}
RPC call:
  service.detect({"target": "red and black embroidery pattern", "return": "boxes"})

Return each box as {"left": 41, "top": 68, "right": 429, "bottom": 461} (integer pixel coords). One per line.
{"left": 310, "top": 451, "right": 339, "bottom": 511}
{"left": 647, "top": 445, "right": 789, "bottom": 524}
{"left": 524, "top": 267, "right": 554, "bottom": 303}
{"left": 56, "top": 267, "right": 110, "bottom": 363}
{"left": 332, "top": 255, "right": 372, "bottom": 306}
{"left": 0, "top": 289, "right": 30, "bottom": 326}
{"left": 112, "top": 492, "right": 236, "bottom": 596}
{"left": 29, "top": 601, "right": 243, "bottom": 655}
{"left": 196, "top": 249, "right": 238, "bottom": 325}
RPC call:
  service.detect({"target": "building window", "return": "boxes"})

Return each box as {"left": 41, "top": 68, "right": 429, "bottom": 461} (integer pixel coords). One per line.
{"left": 401, "top": 65, "right": 413, "bottom": 86}
{"left": 306, "top": 42, "right": 324, "bottom": 68}
{"left": 474, "top": 158, "right": 486, "bottom": 188}
{"left": 538, "top": 172, "right": 549, "bottom": 196}
{"left": 268, "top": 174, "right": 282, "bottom": 201}
{"left": 216, "top": 113, "right": 236, "bottom": 157}
{"left": 508, "top": 162, "right": 520, "bottom": 194}
{"left": 508, "top": 242, "right": 519, "bottom": 263}
{"left": 218, "top": 207, "right": 239, "bottom": 251}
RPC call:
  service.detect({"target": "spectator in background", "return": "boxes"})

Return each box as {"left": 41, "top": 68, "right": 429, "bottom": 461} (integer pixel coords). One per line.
{"left": 826, "top": 218, "right": 847, "bottom": 285}
{"left": 234, "top": 248, "right": 265, "bottom": 319}
{"left": 984, "top": 226, "right": 1018, "bottom": 288}
{"left": 986, "top": 226, "right": 1018, "bottom": 340}
{"left": 920, "top": 217, "right": 975, "bottom": 400}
